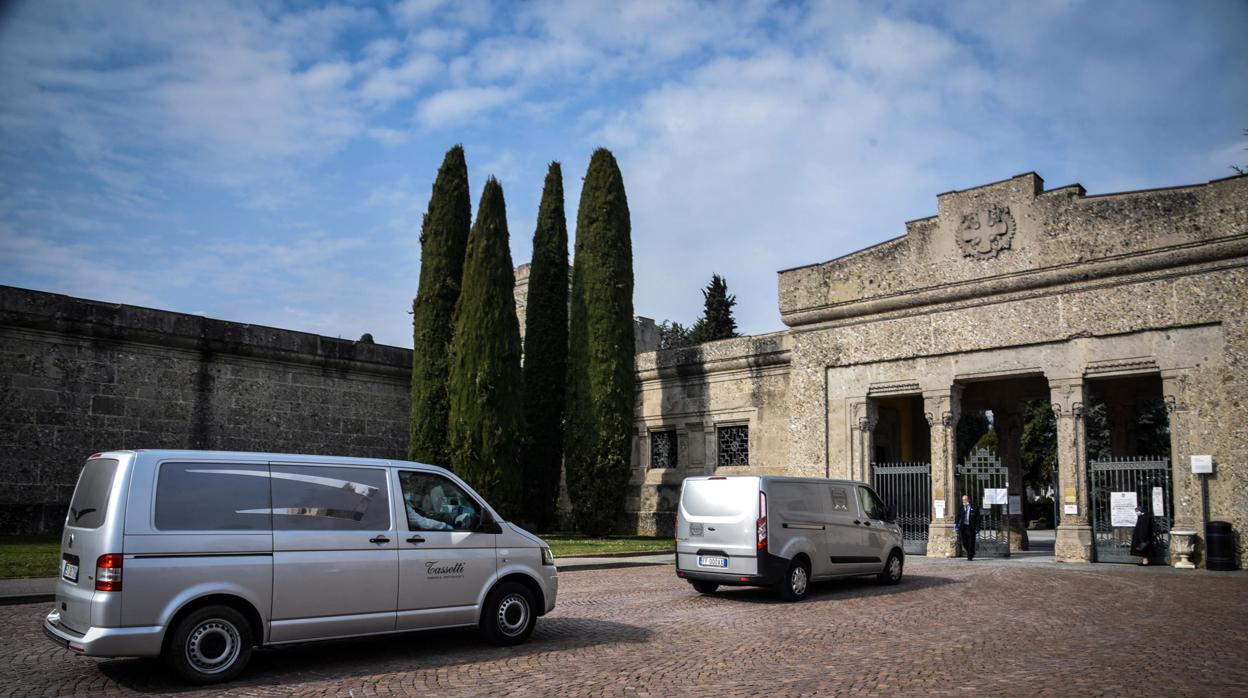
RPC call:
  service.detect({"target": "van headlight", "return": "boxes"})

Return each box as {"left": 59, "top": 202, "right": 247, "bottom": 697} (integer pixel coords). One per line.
{"left": 541, "top": 547, "right": 555, "bottom": 566}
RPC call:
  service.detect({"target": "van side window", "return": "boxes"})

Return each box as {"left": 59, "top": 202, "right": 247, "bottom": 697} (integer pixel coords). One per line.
{"left": 155, "top": 463, "right": 271, "bottom": 531}
{"left": 828, "top": 486, "right": 852, "bottom": 513}
{"left": 270, "top": 465, "right": 390, "bottom": 530}
{"left": 857, "top": 486, "right": 886, "bottom": 520}
{"left": 399, "top": 471, "right": 484, "bottom": 532}
{"left": 68, "top": 458, "right": 119, "bottom": 529}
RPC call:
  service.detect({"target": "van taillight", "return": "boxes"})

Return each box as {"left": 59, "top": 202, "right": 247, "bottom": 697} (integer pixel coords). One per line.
{"left": 95, "top": 554, "right": 122, "bottom": 592}
{"left": 757, "top": 491, "right": 768, "bottom": 551}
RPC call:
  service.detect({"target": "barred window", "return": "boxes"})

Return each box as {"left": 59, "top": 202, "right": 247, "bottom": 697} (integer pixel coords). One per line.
{"left": 717, "top": 424, "right": 749, "bottom": 467}
{"left": 650, "top": 430, "right": 677, "bottom": 469}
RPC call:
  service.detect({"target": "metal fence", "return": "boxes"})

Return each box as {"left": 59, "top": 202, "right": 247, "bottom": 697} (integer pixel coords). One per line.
{"left": 956, "top": 448, "right": 1010, "bottom": 558}
{"left": 872, "top": 462, "right": 931, "bottom": 555}
{"left": 1089, "top": 457, "right": 1172, "bottom": 564}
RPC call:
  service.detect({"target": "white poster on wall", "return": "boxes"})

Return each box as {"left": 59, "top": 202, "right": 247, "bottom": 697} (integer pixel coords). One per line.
{"left": 1152, "top": 487, "right": 1165, "bottom": 517}
{"left": 1064, "top": 504, "right": 1078, "bottom": 516}
{"left": 1009, "top": 495, "right": 1022, "bottom": 515}
{"left": 934, "top": 500, "right": 946, "bottom": 519}
{"left": 982, "top": 488, "right": 1008, "bottom": 505}
{"left": 1110, "top": 492, "right": 1138, "bottom": 527}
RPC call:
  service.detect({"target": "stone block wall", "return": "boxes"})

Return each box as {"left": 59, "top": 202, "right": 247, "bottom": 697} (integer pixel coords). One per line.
{"left": 0, "top": 286, "right": 412, "bottom": 534}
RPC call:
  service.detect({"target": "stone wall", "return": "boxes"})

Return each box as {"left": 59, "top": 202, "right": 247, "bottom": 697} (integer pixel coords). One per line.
{"left": 0, "top": 286, "right": 412, "bottom": 534}
{"left": 628, "top": 331, "right": 791, "bottom": 535}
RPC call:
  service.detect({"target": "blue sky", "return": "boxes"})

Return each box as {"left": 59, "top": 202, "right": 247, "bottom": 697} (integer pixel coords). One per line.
{"left": 1, "top": 0, "right": 1245, "bottom": 347}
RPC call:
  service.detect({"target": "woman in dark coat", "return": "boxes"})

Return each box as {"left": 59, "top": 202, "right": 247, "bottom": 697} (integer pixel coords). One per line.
{"left": 1130, "top": 504, "right": 1154, "bottom": 565}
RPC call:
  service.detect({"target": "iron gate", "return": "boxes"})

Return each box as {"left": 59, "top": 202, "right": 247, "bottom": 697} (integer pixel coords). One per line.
{"left": 955, "top": 448, "right": 1009, "bottom": 557}
{"left": 1089, "top": 457, "right": 1172, "bottom": 564}
{"left": 872, "top": 462, "right": 931, "bottom": 555}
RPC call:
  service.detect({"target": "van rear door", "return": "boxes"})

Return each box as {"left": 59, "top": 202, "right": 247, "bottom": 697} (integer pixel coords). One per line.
{"left": 677, "top": 477, "right": 760, "bottom": 576}
{"left": 57, "top": 456, "right": 124, "bottom": 635}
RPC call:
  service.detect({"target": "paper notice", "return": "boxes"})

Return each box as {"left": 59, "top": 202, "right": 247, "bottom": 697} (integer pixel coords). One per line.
{"left": 1110, "top": 492, "right": 1138, "bottom": 527}
{"left": 934, "top": 500, "right": 946, "bottom": 519}
{"left": 1063, "top": 504, "right": 1078, "bottom": 516}
{"left": 1152, "top": 487, "right": 1165, "bottom": 517}
{"left": 1009, "top": 495, "right": 1022, "bottom": 515}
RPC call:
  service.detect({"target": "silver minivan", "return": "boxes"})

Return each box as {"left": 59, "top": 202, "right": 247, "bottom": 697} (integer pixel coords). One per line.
{"left": 675, "top": 476, "right": 903, "bottom": 601}
{"left": 43, "top": 450, "right": 558, "bottom": 684}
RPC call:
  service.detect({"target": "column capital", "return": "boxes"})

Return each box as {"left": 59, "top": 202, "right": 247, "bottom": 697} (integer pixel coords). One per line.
{"left": 1048, "top": 376, "right": 1085, "bottom": 419}
{"left": 922, "top": 384, "right": 962, "bottom": 427}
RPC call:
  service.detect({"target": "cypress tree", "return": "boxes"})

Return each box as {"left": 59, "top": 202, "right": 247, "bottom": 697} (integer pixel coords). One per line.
{"left": 520, "top": 162, "right": 569, "bottom": 531}
{"left": 409, "top": 146, "right": 471, "bottom": 465}
{"left": 565, "top": 149, "right": 635, "bottom": 536}
{"left": 448, "top": 177, "right": 525, "bottom": 514}
{"left": 689, "top": 273, "right": 739, "bottom": 343}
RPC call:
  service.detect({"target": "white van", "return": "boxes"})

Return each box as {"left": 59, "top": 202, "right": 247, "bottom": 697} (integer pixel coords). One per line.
{"left": 675, "top": 476, "right": 904, "bottom": 601}
{"left": 42, "top": 450, "right": 558, "bottom": 684}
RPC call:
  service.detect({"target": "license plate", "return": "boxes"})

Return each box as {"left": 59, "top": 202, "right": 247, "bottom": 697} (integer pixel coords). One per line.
{"left": 62, "top": 561, "right": 78, "bottom": 583}
{"left": 697, "top": 555, "right": 728, "bottom": 568}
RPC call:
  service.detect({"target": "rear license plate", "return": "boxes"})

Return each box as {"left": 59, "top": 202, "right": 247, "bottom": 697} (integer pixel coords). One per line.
{"left": 61, "top": 561, "right": 78, "bottom": 583}
{"left": 697, "top": 555, "right": 728, "bottom": 568}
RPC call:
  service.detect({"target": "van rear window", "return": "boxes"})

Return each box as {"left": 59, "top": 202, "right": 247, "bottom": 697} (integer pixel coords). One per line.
{"left": 67, "top": 458, "right": 118, "bottom": 529}
{"left": 682, "top": 478, "right": 757, "bottom": 517}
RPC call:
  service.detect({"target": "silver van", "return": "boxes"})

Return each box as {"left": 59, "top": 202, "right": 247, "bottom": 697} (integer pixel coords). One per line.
{"left": 675, "top": 476, "right": 903, "bottom": 601}
{"left": 42, "top": 450, "right": 558, "bottom": 684}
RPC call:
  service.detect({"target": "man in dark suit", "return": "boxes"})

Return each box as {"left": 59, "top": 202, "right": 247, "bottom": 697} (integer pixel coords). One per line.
{"left": 954, "top": 494, "right": 978, "bottom": 560}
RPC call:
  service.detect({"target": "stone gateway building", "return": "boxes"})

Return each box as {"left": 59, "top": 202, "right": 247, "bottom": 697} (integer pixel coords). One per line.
{"left": 629, "top": 172, "right": 1247, "bottom": 568}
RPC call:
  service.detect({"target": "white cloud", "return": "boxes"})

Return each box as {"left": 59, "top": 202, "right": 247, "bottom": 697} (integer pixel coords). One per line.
{"left": 417, "top": 85, "right": 517, "bottom": 128}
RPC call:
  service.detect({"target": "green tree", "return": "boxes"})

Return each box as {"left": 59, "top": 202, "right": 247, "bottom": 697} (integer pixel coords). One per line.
{"left": 409, "top": 145, "right": 472, "bottom": 466}
{"left": 689, "top": 273, "right": 739, "bottom": 343}
{"left": 520, "top": 162, "right": 570, "bottom": 531}
{"left": 1019, "top": 399, "right": 1057, "bottom": 492}
{"left": 448, "top": 177, "right": 525, "bottom": 514}
{"left": 565, "top": 148, "right": 635, "bottom": 536}
{"left": 657, "top": 320, "right": 694, "bottom": 350}
{"left": 956, "top": 411, "right": 990, "bottom": 464}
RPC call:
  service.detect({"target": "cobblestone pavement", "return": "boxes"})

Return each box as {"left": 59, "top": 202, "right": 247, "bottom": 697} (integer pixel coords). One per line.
{"left": 2, "top": 558, "right": 1245, "bottom": 697}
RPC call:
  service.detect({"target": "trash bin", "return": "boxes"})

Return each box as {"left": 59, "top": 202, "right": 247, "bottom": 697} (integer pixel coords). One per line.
{"left": 1205, "top": 521, "right": 1236, "bottom": 571}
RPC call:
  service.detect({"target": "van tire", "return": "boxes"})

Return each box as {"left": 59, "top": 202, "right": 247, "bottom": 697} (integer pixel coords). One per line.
{"left": 691, "top": 581, "right": 719, "bottom": 594}
{"left": 480, "top": 581, "right": 536, "bottom": 646}
{"left": 163, "top": 605, "right": 253, "bottom": 684}
{"left": 878, "top": 550, "right": 904, "bottom": 585}
{"left": 776, "top": 558, "right": 810, "bottom": 602}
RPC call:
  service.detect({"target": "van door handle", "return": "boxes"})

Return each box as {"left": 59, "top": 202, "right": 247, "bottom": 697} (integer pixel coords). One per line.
{"left": 369, "top": 535, "right": 390, "bottom": 544}
{"left": 406, "top": 536, "right": 426, "bottom": 544}
{"left": 853, "top": 520, "right": 862, "bottom": 525}
{"left": 863, "top": 522, "right": 872, "bottom": 527}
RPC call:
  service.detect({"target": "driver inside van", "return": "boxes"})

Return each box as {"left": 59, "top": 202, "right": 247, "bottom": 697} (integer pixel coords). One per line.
{"left": 404, "top": 490, "right": 453, "bottom": 531}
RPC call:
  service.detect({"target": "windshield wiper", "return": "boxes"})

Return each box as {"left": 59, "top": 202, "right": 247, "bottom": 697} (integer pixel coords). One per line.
{"left": 73, "top": 507, "right": 96, "bottom": 522}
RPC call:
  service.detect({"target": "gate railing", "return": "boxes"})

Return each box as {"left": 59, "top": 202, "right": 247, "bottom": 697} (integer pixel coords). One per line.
{"left": 956, "top": 448, "right": 1010, "bottom": 557}
{"left": 872, "top": 462, "right": 931, "bottom": 555}
{"left": 1089, "top": 457, "right": 1172, "bottom": 564}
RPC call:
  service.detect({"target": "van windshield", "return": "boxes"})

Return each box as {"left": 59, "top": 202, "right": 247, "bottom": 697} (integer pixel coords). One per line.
{"left": 67, "top": 458, "right": 119, "bottom": 529}
{"left": 682, "top": 478, "right": 757, "bottom": 518}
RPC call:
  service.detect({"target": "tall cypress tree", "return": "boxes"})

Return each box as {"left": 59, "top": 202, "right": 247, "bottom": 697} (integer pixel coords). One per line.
{"left": 521, "top": 163, "right": 569, "bottom": 531}
{"left": 689, "top": 273, "right": 739, "bottom": 343}
{"left": 565, "top": 149, "right": 635, "bottom": 536}
{"left": 449, "top": 177, "right": 525, "bottom": 514}
{"left": 409, "top": 146, "right": 472, "bottom": 466}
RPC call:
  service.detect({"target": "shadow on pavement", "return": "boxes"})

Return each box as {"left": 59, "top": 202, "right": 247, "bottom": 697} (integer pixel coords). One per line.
{"left": 97, "top": 616, "right": 653, "bottom": 693}
{"left": 697, "top": 572, "right": 961, "bottom": 605}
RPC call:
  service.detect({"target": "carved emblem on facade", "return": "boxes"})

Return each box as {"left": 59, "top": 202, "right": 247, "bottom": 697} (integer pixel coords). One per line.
{"left": 957, "top": 205, "right": 1016, "bottom": 259}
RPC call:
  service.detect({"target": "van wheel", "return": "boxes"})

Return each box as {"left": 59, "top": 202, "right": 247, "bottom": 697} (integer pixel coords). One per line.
{"left": 878, "top": 550, "right": 904, "bottom": 585}
{"left": 691, "top": 581, "right": 719, "bottom": 594}
{"left": 776, "top": 558, "right": 810, "bottom": 602}
{"left": 163, "top": 605, "right": 253, "bottom": 684}
{"left": 480, "top": 582, "right": 536, "bottom": 646}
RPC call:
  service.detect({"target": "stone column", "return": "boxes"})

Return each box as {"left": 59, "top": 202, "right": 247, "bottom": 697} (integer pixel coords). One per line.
{"left": 1050, "top": 377, "right": 1093, "bottom": 562}
{"left": 851, "top": 399, "right": 878, "bottom": 484}
{"left": 995, "top": 407, "right": 1029, "bottom": 551}
{"left": 1162, "top": 370, "right": 1202, "bottom": 566}
{"left": 923, "top": 386, "right": 961, "bottom": 558}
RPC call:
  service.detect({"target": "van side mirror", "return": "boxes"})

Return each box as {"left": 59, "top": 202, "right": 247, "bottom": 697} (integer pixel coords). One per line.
{"left": 885, "top": 504, "right": 897, "bottom": 523}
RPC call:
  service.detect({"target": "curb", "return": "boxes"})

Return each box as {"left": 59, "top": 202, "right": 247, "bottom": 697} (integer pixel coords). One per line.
{"left": 559, "top": 560, "right": 671, "bottom": 573}
{"left": 0, "top": 594, "right": 53, "bottom": 606}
